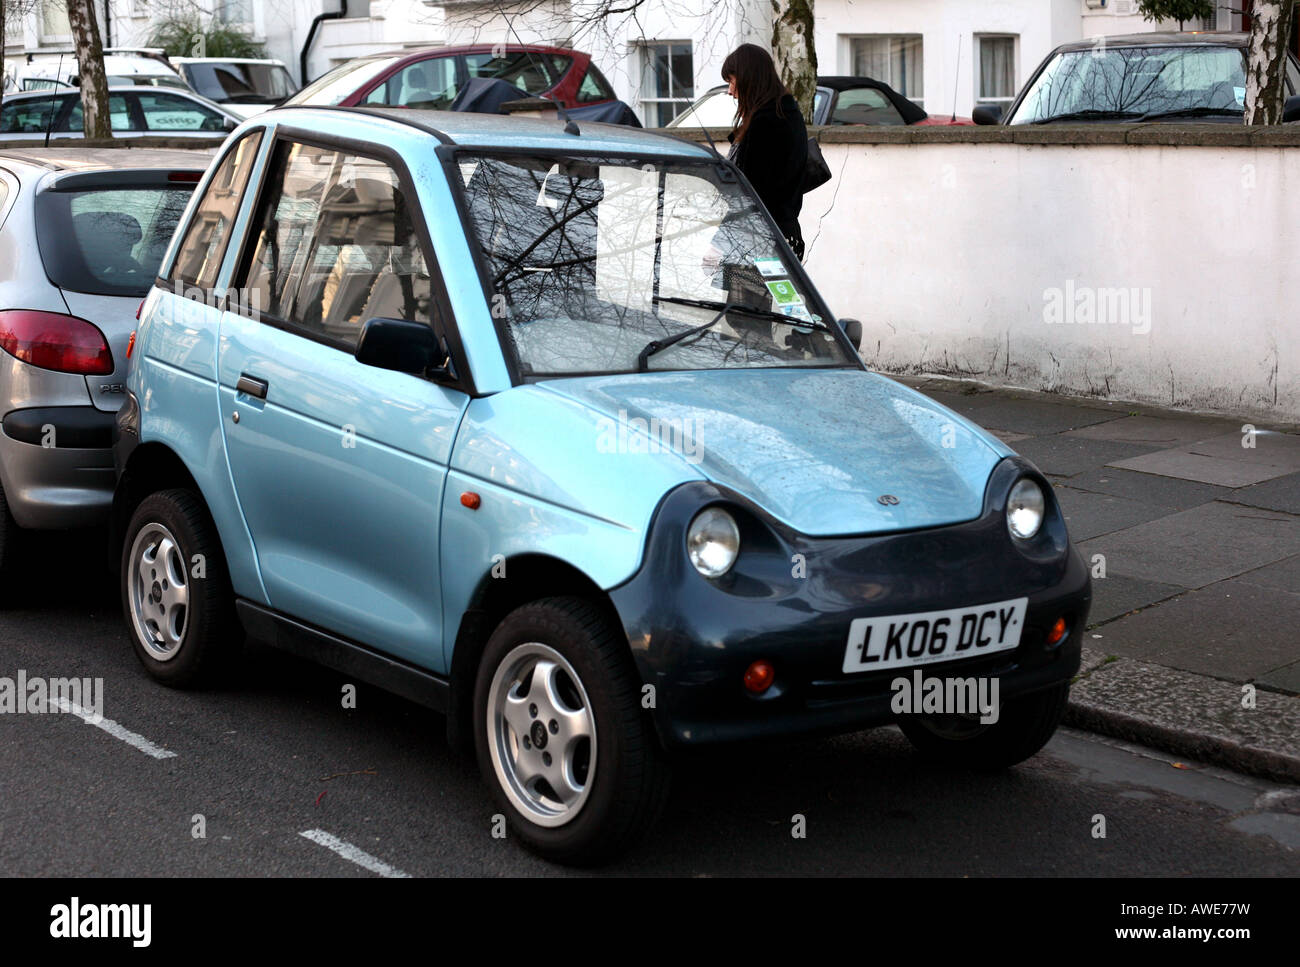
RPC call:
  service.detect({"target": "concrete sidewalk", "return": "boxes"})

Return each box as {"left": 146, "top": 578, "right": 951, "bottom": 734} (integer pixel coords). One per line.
{"left": 903, "top": 375, "right": 1300, "bottom": 783}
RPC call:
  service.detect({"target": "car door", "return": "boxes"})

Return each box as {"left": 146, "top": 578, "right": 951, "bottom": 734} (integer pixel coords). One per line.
{"left": 60, "top": 93, "right": 138, "bottom": 137}
{"left": 0, "top": 95, "right": 62, "bottom": 139}
{"left": 218, "top": 137, "right": 468, "bottom": 672}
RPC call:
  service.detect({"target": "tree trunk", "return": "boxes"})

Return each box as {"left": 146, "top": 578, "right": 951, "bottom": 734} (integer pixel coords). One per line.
{"left": 771, "top": 0, "right": 817, "bottom": 122}
{"left": 1245, "top": 1, "right": 1296, "bottom": 124}
{"left": 66, "top": 0, "right": 112, "bottom": 140}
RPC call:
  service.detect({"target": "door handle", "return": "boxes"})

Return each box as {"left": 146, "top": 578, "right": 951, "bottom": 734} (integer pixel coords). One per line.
{"left": 236, "top": 374, "right": 268, "bottom": 400}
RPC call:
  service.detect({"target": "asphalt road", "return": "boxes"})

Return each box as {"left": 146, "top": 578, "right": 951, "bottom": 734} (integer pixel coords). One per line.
{"left": 1, "top": 530, "right": 1297, "bottom": 877}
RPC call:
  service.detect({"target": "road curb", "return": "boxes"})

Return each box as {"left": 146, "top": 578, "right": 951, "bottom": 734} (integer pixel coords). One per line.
{"left": 1064, "top": 649, "right": 1300, "bottom": 785}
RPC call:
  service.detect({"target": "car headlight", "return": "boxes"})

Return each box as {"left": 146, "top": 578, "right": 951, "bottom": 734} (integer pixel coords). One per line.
{"left": 1007, "top": 478, "right": 1046, "bottom": 540}
{"left": 687, "top": 507, "right": 740, "bottom": 577}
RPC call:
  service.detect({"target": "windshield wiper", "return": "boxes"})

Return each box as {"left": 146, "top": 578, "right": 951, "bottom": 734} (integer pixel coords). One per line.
{"left": 654, "top": 296, "right": 836, "bottom": 332}
{"left": 1136, "top": 106, "right": 1241, "bottom": 121}
{"left": 1030, "top": 109, "right": 1144, "bottom": 124}
{"left": 637, "top": 302, "right": 734, "bottom": 372}
{"left": 637, "top": 297, "right": 838, "bottom": 372}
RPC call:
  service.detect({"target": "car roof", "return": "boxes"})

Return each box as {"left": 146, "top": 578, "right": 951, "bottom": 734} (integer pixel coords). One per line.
{"left": 269, "top": 105, "right": 716, "bottom": 159}
{"left": 1055, "top": 31, "right": 1248, "bottom": 52}
{"left": 342, "top": 43, "right": 583, "bottom": 66}
{"left": 0, "top": 147, "right": 212, "bottom": 172}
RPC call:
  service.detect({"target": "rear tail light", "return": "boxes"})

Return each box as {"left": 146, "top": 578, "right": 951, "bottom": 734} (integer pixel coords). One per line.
{"left": 168, "top": 170, "right": 202, "bottom": 183}
{"left": 0, "top": 309, "right": 114, "bottom": 375}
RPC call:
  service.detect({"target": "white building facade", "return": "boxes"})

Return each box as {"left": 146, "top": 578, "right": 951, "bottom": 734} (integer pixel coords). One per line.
{"left": 5, "top": 0, "right": 1250, "bottom": 122}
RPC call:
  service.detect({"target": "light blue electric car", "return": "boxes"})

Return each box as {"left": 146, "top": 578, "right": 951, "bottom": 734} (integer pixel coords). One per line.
{"left": 113, "top": 107, "right": 1090, "bottom": 864}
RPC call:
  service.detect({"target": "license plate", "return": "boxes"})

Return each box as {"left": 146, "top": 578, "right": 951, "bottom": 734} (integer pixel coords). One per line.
{"left": 842, "top": 597, "right": 1028, "bottom": 674}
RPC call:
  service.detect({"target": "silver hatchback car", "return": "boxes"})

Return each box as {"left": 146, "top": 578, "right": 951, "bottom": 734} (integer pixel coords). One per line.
{"left": 0, "top": 148, "right": 208, "bottom": 571}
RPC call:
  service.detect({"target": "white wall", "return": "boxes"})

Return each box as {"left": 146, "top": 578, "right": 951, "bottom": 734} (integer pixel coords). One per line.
{"left": 798, "top": 139, "right": 1300, "bottom": 419}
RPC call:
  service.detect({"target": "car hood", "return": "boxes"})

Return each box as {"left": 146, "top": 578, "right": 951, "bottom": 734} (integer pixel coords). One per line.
{"left": 538, "top": 369, "right": 1012, "bottom": 537}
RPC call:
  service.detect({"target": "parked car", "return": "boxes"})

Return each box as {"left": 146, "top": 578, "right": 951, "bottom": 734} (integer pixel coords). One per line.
{"left": 0, "top": 147, "right": 207, "bottom": 573}
{"left": 11, "top": 48, "right": 191, "bottom": 94}
{"left": 0, "top": 87, "right": 240, "bottom": 140}
{"left": 976, "top": 31, "right": 1300, "bottom": 125}
{"left": 668, "top": 75, "right": 974, "bottom": 129}
{"left": 284, "top": 43, "right": 619, "bottom": 112}
{"left": 113, "top": 106, "right": 1089, "bottom": 864}
{"left": 172, "top": 57, "right": 299, "bottom": 119}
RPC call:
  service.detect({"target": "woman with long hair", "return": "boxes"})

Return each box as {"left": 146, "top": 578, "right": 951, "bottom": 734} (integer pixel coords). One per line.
{"left": 721, "top": 43, "right": 809, "bottom": 260}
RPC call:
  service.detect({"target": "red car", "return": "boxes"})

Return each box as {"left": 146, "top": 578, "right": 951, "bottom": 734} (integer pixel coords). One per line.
{"left": 285, "top": 44, "right": 618, "bottom": 112}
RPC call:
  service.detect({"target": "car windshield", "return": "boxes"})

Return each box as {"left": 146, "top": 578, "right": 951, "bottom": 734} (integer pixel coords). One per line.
{"left": 36, "top": 185, "right": 196, "bottom": 297}
{"left": 457, "top": 153, "right": 853, "bottom": 376}
{"left": 1009, "top": 44, "right": 1247, "bottom": 123}
{"left": 666, "top": 88, "right": 737, "bottom": 128}
{"left": 184, "top": 62, "right": 296, "bottom": 102}
{"left": 285, "top": 57, "right": 399, "bottom": 106}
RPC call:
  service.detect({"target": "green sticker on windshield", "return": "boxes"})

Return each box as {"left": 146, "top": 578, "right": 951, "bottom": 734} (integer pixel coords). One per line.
{"left": 766, "top": 279, "right": 803, "bottom": 306}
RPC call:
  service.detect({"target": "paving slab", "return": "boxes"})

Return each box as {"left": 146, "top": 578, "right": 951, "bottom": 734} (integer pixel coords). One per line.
{"left": 1081, "top": 577, "right": 1300, "bottom": 681}
{"left": 984, "top": 428, "right": 1032, "bottom": 444}
{"left": 1222, "top": 471, "right": 1300, "bottom": 516}
{"left": 919, "top": 391, "right": 1118, "bottom": 436}
{"left": 1077, "top": 501, "right": 1300, "bottom": 589}
{"left": 1065, "top": 413, "right": 1238, "bottom": 448}
{"left": 1108, "top": 448, "right": 1294, "bottom": 488}
{"left": 1012, "top": 436, "right": 1163, "bottom": 477}
{"left": 1258, "top": 661, "right": 1300, "bottom": 695}
{"left": 1067, "top": 648, "right": 1300, "bottom": 783}
{"left": 1234, "top": 554, "right": 1300, "bottom": 594}
{"left": 1060, "top": 466, "right": 1233, "bottom": 510}
{"left": 1085, "top": 572, "right": 1186, "bottom": 626}
{"left": 1055, "top": 485, "right": 1178, "bottom": 542}
{"left": 1186, "top": 429, "right": 1300, "bottom": 469}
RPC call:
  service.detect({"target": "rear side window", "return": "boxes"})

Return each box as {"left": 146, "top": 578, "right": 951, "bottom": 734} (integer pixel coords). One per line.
{"left": 577, "top": 65, "right": 615, "bottom": 103}
{"left": 136, "top": 92, "right": 226, "bottom": 131}
{"left": 465, "top": 51, "right": 570, "bottom": 96}
{"left": 238, "top": 141, "right": 432, "bottom": 350}
{"left": 0, "top": 96, "right": 61, "bottom": 134}
{"left": 171, "top": 132, "right": 263, "bottom": 288}
{"left": 35, "top": 185, "right": 196, "bottom": 297}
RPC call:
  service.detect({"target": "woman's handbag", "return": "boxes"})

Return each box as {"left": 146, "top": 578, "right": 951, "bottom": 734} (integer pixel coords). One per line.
{"left": 801, "top": 137, "right": 832, "bottom": 194}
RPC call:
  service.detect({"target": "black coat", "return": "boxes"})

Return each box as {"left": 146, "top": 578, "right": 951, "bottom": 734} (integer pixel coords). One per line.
{"left": 728, "top": 93, "right": 808, "bottom": 239}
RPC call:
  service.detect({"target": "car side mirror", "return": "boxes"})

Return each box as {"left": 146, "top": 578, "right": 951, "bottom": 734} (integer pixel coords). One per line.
{"left": 355, "top": 317, "right": 456, "bottom": 380}
{"left": 1284, "top": 95, "right": 1300, "bottom": 123}
{"left": 839, "top": 317, "right": 863, "bottom": 351}
{"left": 972, "top": 105, "right": 1003, "bottom": 126}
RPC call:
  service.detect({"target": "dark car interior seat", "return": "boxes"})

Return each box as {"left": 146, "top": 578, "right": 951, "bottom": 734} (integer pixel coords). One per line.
{"left": 73, "top": 211, "right": 145, "bottom": 279}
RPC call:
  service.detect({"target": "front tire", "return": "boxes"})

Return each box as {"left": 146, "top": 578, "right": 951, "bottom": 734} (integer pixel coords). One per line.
{"left": 898, "top": 682, "right": 1070, "bottom": 770}
{"left": 474, "top": 597, "right": 670, "bottom": 865}
{"left": 120, "top": 489, "right": 238, "bottom": 687}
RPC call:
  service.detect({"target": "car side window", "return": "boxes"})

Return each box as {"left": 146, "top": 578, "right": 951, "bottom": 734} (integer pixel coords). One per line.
{"left": 239, "top": 141, "right": 432, "bottom": 351}
{"left": 465, "top": 51, "right": 566, "bottom": 96}
{"left": 63, "top": 95, "right": 132, "bottom": 132}
{"left": 170, "top": 132, "right": 263, "bottom": 288}
{"left": 830, "top": 88, "right": 906, "bottom": 126}
{"left": 577, "top": 65, "right": 614, "bottom": 103}
{"left": 363, "top": 58, "right": 459, "bottom": 110}
{"left": 1287, "top": 57, "right": 1300, "bottom": 95}
{"left": 137, "top": 92, "right": 225, "bottom": 131}
{"left": 0, "top": 96, "right": 60, "bottom": 134}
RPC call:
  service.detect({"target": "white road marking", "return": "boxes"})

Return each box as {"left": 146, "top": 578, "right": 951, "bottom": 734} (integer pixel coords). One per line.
{"left": 52, "top": 698, "right": 177, "bottom": 759}
{"left": 299, "top": 829, "right": 411, "bottom": 878}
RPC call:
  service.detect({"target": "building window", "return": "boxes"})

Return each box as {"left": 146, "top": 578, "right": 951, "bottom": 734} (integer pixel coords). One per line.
{"left": 848, "top": 35, "right": 923, "bottom": 107}
{"left": 215, "top": 0, "right": 254, "bottom": 27}
{"left": 638, "top": 42, "right": 693, "bottom": 127}
{"left": 40, "top": 0, "right": 71, "bottom": 41}
{"left": 976, "top": 35, "right": 1016, "bottom": 109}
